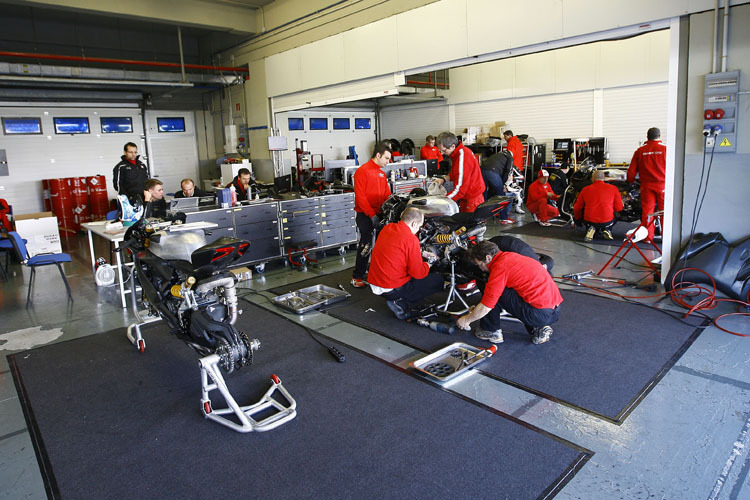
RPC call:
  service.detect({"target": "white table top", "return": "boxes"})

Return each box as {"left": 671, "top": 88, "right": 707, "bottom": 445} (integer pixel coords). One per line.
{"left": 81, "top": 221, "right": 126, "bottom": 242}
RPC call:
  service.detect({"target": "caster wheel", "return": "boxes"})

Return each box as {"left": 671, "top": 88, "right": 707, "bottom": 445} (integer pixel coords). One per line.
{"left": 254, "top": 264, "right": 266, "bottom": 274}
{"left": 138, "top": 339, "right": 145, "bottom": 353}
{"left": 338, "top": 246, "right": 346, "bottom": 256}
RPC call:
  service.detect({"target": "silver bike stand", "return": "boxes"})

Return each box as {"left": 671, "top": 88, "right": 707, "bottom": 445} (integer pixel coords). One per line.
{"left": 438, "top": 258, "right": 470, "bottom": 315}
{"left": 126, "top": 268, "right": 161, "bottom": 352}
{"left": 200, "top": 354, "right": 297, "bottom": 433}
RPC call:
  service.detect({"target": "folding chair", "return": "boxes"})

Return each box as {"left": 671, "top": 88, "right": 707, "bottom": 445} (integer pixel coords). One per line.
{"left": 7, "top": 231, "right": 73, "bottom": 307}
{"left": 598, "top": 211, "right": 662, "bottom": 275}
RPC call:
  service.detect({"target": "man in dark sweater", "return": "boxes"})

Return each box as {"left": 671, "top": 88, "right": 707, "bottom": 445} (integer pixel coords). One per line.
{"left": 113, "top": 142, "right": 149, "bottom": 203}
{"left": 174, "top": 178, "right": 211, "bottom": 198}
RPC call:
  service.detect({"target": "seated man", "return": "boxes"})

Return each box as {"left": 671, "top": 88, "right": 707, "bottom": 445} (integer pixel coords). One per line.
{"left": 526, "top": 169, "right": 559, "bottom": 225}
{"left": 226, "top": 167, "right": 256, "bottom": 201}
{"left": 368, "top": 207, "right": 443, "bottom": 320}
{"left": 573, "top": 170, "right": 624, "bottom": 242}
{"left": 457, "top": 240, "right": 563, "bottom": 345}
{"left": 143, "top": 178, "right": 167, "bottom": 218}
{"left": 174, "top": 178, "right": 210, "bottom": 198}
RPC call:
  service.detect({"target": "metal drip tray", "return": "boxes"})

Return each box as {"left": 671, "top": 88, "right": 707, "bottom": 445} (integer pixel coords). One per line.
{"left": 410, "top": 343, "right": 496, "bottom": 382}
{"left": 273, "top": 284, "right": 350, "bottom": 314}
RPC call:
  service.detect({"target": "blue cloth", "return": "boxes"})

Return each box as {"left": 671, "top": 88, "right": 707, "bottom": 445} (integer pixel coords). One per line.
{"left": 481, "top": 170, "right": 510, "bottom": 219}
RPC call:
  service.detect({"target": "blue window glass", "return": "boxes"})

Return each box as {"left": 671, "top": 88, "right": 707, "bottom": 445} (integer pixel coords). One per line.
{"left": 157, "top": 117, "right": 186, "bottom": 132}
{"left": 101, "top": 117, "right": 133, "bottom": 134}
{"left": 53, "top": 117, "right": 90, "bottom": 134}
{"left": 309, "top": 118, "right": 328, "bottom": 130}
{"left": 288, "top": 118, "right": 304, "bottom": 130}
{"left": 355, "top": 118, "right": 371, "bottom": 129}
{"left": 2, "top": 117, "right": 42, "bottom": 135}
{"left": 333, "top": 118, "right": 350, "bottom": 130}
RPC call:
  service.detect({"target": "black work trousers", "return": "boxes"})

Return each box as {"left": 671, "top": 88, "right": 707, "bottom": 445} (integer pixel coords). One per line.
{"left": 381, "top": 272, "right": 445, "bottom": 307}
{"left": 480, "top": 288, "right": 560, "bottom": 334}
{"left": 353, "top": 212, "right": 375, "bottom": 280}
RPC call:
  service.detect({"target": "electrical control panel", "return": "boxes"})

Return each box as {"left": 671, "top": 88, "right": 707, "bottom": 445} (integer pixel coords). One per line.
{"left": 703, "top": 71, "right": 739, "bottom": 152}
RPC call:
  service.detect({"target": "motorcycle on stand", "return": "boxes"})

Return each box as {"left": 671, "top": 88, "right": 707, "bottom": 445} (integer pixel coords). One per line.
{"left": 379, "top": 191, "right": 513, "bottom": 314}
{"left": 120, "top": 212, "right": 297, "bottom": 433}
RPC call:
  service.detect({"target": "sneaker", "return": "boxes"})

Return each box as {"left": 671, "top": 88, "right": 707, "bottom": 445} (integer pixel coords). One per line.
{"left": 602, "top": 229, "right": 614, "bottom": 240}
{"left": 539, "top": 221, "right": 551, "bottom": 227}
{"left": 532, "top": 326, "right": 553, "bottom": 344}
{"left": 514, "top": 205, "right": 525, "bottom": 214}
{"left": 475, "top": 329, "right": 504, "bottom": 344}
{"left": 499, "top": 219, "right": 515, "bottom": 225}
{"left": 456, "top": 279, "right": 476, "bottom": 291}
{"left": 584, "top": 227, "right": 595, "bottom": 242}
{"left": 651, "top": 255, "right": 663, "bottom": 265}
{"left": 351, "top": 277, "right": 366, "bottom": 288}
{"left": 385, "top": 299, "right": 409, "bottom": 320}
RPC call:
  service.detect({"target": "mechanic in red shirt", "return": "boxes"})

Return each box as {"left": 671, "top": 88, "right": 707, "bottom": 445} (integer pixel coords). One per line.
{"left": 503, "top": 130, "right": 524, "bottom": 170}
{"left": 457, "top": 240, "right": 563, "bottom": 345}
{"left": 627, "top": 127, "right": 666, "bottom": 240}
{"left": 420, "top": 135, "right": 444, "bottom": 166}
{"left": 434, "top": 131, "right": 485, "bottom": 212}
{"left": 573, "top": 170, "right": 624, "bottom": 241}
{"left": 368, "top": 207, "right": 443, "bottom": 320}
{"left": 526, "top": 169, "right": 559, "bottom": 225}
{"left": 351, "top": 142, "right": 393, "bottom": 288}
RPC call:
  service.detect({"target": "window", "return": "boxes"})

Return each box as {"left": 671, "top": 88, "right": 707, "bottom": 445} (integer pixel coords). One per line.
{"left": 2, "top": 117, "right": 42, "bottom": 135}
{"left": 333, "top": 118, "right": 350, "bottom": 130}
{"left": 288, "top": 117, "right": 304, "bottom": 130}
{"left": 355, "top": 118, "right": 371, "bottom": 130}
{"left": 54, "top": 117, "right": 90, "bottom": 135}
{"left": 309, "top": 118, "right": 328, "bottom": 130}
{"left": 157, "top": 117, "right": 186, "bottom": 133}
{"left": 101, "top": 117, "right": 133, "bottom": 134}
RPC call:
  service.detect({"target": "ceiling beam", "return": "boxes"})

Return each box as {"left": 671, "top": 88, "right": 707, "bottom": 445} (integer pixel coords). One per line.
{"left": 8, "top": 0, "right": 260, "bottom": 35}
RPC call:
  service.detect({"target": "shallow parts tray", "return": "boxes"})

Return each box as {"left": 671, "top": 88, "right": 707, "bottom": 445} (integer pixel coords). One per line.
{"left": 273, "top": 284, "right": 350, "bottom": 314}
{"left": 411, "top": 342, "right": 495, "bottom": 382}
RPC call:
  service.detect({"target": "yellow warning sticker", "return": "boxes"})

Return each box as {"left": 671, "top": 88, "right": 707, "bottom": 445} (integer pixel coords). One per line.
{"left": 719, "top": 137, "right": 732, "bottom": 147}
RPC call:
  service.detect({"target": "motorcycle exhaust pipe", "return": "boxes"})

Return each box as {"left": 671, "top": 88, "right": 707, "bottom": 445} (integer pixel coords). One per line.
{"left": 196, "top": 276, "right": 238, "bottom": 325}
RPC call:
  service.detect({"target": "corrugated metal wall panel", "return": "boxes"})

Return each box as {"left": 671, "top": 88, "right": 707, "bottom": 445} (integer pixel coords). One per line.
{"left": 379, "top": 103, "right": 450, "bottom": 153}
{"left": 602, "top": 83, "right": 669, "bottom": 162}
{"left": 453, "top": 91, "right": 595, "bottom": 162}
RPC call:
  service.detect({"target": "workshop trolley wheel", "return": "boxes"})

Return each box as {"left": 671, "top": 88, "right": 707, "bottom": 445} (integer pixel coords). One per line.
{"left": 338, "top": 246, "right": 347, "bottom": 256}
{"left": 254, "top": 263, "right": 265, "bottom": 274}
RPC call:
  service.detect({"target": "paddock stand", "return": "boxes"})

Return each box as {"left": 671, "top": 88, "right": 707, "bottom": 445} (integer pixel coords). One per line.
{"left": 199, "top": 354, "right": 297, "bottom": 433}
{"left": 438, "top": 258, "right": 471, "bottom": 315}
{"left": 126, "top": 268, "right": 162, "bottom": 353}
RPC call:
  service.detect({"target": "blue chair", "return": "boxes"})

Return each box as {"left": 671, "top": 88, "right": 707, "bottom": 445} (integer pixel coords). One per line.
{"left": 106, "top": 210, "right": 118, "bottom": 220}
{"left": 0, "top": 237, "right": 12, "bottom": 281}
{"left": 7, "top": 231, "right": 73, "bottom": 307}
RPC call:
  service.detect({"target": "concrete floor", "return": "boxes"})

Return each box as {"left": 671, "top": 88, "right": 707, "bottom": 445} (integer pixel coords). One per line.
{"left": 1, "top": 217, "right": 749, "bottom": 499}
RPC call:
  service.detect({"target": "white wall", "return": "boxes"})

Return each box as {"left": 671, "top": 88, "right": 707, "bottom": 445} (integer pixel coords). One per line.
{"left": 263, "top": 0, "right": 727, "bottom": 98}
{"left": 379, "top": 31, "right": 670, "bottom": 163}
{"left": 274, "top": 110, "right": 377, "bottom": 173}
{"left": 0, "top": 104, "right": 143, "bottom": 215}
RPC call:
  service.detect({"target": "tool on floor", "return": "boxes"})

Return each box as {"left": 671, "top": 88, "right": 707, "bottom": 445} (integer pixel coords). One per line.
{"left": 416, "top": 318, "right": 457, "bottom": 335}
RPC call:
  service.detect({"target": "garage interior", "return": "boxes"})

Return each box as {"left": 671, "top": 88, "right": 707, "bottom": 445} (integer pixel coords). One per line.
{"left": 1, "top": 1, "right": 749, "bottom": 498}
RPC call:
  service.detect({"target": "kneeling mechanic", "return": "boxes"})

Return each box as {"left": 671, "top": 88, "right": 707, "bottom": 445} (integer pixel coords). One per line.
{"left": 457, "top": 240, "right": 563, "bottom": 344}
{"left": 368, "top": 207, "right": 443, "bottom": 320}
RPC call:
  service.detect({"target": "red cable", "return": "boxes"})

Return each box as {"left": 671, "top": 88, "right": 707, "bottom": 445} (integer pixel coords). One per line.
{"left": 556, "top": 266, "right": 750, "bottom": 337}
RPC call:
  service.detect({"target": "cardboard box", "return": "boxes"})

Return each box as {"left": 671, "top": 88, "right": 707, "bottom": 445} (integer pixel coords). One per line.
{"left": 230, "top": 266, "right": 252, "bottom": 281}
{"left": 14, "top": 213, "right": 62, "bottom": 257}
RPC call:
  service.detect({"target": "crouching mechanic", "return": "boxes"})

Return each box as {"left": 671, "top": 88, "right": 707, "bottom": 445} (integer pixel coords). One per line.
{"left": 457, "top": 240, "right": 563, "bottom": 344}
{"left": 368, "top": 207, "right": 443, "bottom": 320}
{"left": 526, "top": 169, "right": 559, "bottom": 225}
{"left": 573, "top": 170, "right": 623, "bottom": 242}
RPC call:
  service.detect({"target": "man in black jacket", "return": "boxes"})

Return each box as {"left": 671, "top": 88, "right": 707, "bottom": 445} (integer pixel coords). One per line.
{"left": 174, "top": 178, "right": 210, "bottom": 198}
{"left": 143, "top": 179, "right": 167, "bottom": 218}
{"left": 480, "top": 150, "right": 514, "bottom": 223}
{"left": 113, "top": 142, "right": 149, "bottom": 203}
{"left": 225, "top": 168, "right": 256, "bottom": 201}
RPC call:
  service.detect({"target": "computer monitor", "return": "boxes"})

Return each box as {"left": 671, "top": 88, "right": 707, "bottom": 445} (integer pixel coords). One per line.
{"left": 198, "top": 195, "right": 216, "bottom": 207}
{"left": 274, "top": 174, "right": 293, "bottom": 193}
{"left": 426, "top": 159, "right": 439, "bottom": 177}
{"left": 169, "top": 197, "right": 199, "bottom": 212}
